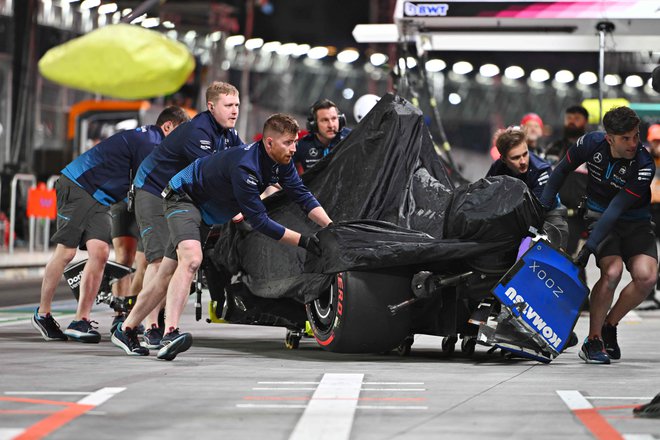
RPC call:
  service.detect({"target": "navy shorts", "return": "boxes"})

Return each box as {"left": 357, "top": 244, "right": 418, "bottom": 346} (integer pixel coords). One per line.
{"left": 51, "top": 176, "right": 111, "bottom": 250}
{"left": 591, "top": 218, "right": 658, "bottom": 266}
{"left": 110, "top": 201, "right": 143, "bottom": 252}
{"left": 135, "top": 189, "right": 169, "bottom": 263}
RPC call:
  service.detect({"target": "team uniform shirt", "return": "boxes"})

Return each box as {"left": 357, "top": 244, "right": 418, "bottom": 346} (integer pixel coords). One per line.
{"left": 540, "top": 131, "right": 655, "bottom": 250}
{"left": 134, "top": 111, "right": 242, "bottom": 197}
{"left": 61, "top": 125, "right": 163, "bottom": 206}
{"left": 293, "top": 127, "right": 351, "bottom": 172}
{"left": 169, "top": 140, "right": 320, "bottom": 240}
{"left": 486, "top": 152, "right": 554, "bottom": 204}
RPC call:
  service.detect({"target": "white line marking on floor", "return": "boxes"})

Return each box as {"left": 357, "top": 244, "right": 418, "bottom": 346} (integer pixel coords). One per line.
{"left": 257, "top": 381, "right": 424, "bottom": 385}
{"left": 237, "top": 404, "right": 428, "bottom": 411}
{"left": 586, "top": 397, "right": 653, "bottom": 400}
{"left": 77, "top": 387, "right": 125, "bottom": 406}
{"left": 0, "top": 313, "right": 77, "bottom": 328}
{"left": 0, "top": 429, "right": 24, "bottom": 440}
{"left": 258, "top": 382, "right": 320, "bottom": 385}
{"left": 557, "top": 390, "right": 593, "bottom": 410}
{"left": 363, "top": 382, "right": 424, "bottom": 385}
{"left": 623, "top": 435, "right": 656, "bottom": 440}
{"left": 4, "top": 391, "right": 91, "bottom": 396}
{"left": 252, "top": 387, "right": 426, "bottom": 392}
{"left": 288, "top": 373, "right": 363, "bottom": 440}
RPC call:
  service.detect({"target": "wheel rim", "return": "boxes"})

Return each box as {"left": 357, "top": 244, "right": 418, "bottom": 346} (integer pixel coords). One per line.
{"left": 311, "top": 280, "right": 336, "bottom": 332}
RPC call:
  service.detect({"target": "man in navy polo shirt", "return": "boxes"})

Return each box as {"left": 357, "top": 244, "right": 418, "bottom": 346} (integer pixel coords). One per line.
{"left": 540, "top": 106, "right": 656, "bottom": 364}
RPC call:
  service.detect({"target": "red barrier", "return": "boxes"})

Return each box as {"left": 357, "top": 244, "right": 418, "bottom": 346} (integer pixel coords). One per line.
{"left": 27, "top": 182, "right": 57, "bottom": 220}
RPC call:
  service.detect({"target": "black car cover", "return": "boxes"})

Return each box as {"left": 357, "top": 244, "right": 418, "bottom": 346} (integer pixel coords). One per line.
{"left": 211, "top": 94, "right": 543, "bottom": 303}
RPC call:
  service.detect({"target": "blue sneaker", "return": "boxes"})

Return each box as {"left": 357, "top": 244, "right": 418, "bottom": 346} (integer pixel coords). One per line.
{"left": 156, "top": 329, "right": 193, "bottom": 361}
{"left": 31, "top": 308, "right": 67, "bottom": 341}
{"left": 111, "top": 323, "right": 149, "bottom": 356}
{"left": 142, "top": 325, "right": 164, "bottom": 349}
{"left": 578, "top": 337, "right": 610, "bottom": 364}
{"left": 64, "top": 319, "right": 101, "bottom": 343}
{"left": 601, "top": 324, "right": 620, "bottom": 360}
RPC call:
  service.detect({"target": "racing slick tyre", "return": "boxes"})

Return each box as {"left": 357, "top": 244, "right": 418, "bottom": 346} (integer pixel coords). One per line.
{"left": 305, "top": 269, "right": 412, "bottom": 354}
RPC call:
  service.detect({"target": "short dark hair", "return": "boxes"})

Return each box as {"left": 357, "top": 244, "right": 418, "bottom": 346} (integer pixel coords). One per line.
{"left": 312, "top": 99, "right": 339, "bottom": 119}
{"left": 603, "top": 106, "right": 640, "bottom": 135}
{"left": 263, "top": 113, "right": 299, "bottom": 137}
{"left": 566, "top": 105, "right": 589, "bottom": 120}
{"left": 156, "top": 106, "right": 190, "bottom": 127}
{"left": 496, "top": 128, "right": 527, "bottom": 157}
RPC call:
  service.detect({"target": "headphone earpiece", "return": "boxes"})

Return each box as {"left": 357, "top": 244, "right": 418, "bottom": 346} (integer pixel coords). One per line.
{"left": 306, "top": 99, "right": 346, "bottom": 133}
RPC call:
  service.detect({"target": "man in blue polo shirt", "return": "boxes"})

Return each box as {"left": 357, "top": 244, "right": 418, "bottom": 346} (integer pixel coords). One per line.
{"left": 540, "top": 106, "right": 656, "bottom": 364}
{"left": 131, "top": 81, "right": 243, "bottom": 349}
{"left": 294, "top": 99, "right": 351, "bottom": 173}
{"left": 31, "top": 106, "right": 188, "bottom": 344}
{"left": 112, "top": 113, "right": 332, "bottom": 360}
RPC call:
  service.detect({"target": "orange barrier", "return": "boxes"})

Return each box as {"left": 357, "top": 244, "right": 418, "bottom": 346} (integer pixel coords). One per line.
{"left": 27, "top": 182, "right": 57, "bottom": 220}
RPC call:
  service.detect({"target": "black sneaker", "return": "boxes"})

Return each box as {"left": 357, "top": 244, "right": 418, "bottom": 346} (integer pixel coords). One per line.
{"left": 64, "top": 319, "right": 101, "bottom": 343}
{"left": 157, "top": 328, "right": 193, "bottom": 361}
{"left": 111, "top": 323, "right": 149, "bottom": 356}
{"left": 31, "top": 308, "right": 67, "bottom": 341}
{"left": 601, "top": 324, "right": 621, "bottom": 360}
{"left": 110, "top": 314, "right": 125, "bottom": 335}
{"left": 142, "top": 325, "right": 164, "bottom": 349}
{"left": 578, "top": 337, "right": 611, "bottom": 364}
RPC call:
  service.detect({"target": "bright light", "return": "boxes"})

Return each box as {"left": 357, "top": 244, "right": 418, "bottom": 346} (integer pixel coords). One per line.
{"left": 504, "top": 66, "right": 525, "bottom": 79}
{"left": 425, "top": 59, "right": 446, "bottom": 72}
{"left": 625, "top": 75, "right": 644, "bottom": 88}
{"left": 555, "top": 70, "right": 574, "bottom": 83}
{"left": 578, "top": 71, "right": 598, "bottom": 85}
{"left": 121, "top": 8, "right": 132, "bottom": 16}
{"left": 337, "top": 49, "right": 359, "bottom": 64}
{"left": 184, "top": 30, "right": 197, "bottom": 41}
{"left": 277, "top": 43, "right": 297, "bottom": 56}
{"left": 97, "top": 3, "right": 117, "bottom": 14}
{"left": 370, "top": 53, "right": 387, "bottom": 66}
{"left": 530, "top": 68, "right": 550, "bottom": 82}
{"left": 209, "top": 31, "right": 223, "bottom": 42}
{"left": 406, "top": 57, "right": 417, "bottom": 69}
{"left": 342, "top": 88, "right": 355, "bottom": 99}
{"left": 292, "top": 44, "right": 310, "bottom": 57}
{"left": 162, "top": 20, "right": 175, "bottom": 29}
{"left": 479, "top": 63, "right": 499, "bottom": 77}
{"left": 452, "top": 61, "right": 473, "bottom": 75}
{"left": 129, "top": 13, "right": 146, "bottom": 24}
{"left": 141, "top": 17, "right": 159, "bottom": 28}
{"left": 244, "top": 38, "right": 264, "bottom": 50}
{"left": 307, "top": 46, "right": 329, "bottom": 59}
{"left": 448, "top": 93, "right": 462, "bottom": 105}
{"left": 604, "top": 74, "right": 621, "bottom": 86}
{"left": 80, "top": 0, "right": 100, "bottom": 9}
{"left": 261, "top": 41, "right": 281, "bottom": 52}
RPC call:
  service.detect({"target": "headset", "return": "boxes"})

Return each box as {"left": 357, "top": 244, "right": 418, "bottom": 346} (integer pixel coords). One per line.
{"left": 306, "top": 99, "right": 346, "bottom": 133}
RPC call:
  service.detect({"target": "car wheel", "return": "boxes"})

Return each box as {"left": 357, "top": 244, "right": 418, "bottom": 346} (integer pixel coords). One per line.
{"left": 305, "top": 269, "right": 413, "bottom": 353}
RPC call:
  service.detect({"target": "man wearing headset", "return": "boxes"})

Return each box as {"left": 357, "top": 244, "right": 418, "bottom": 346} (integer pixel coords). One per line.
{"left": 294, "top": 99, "right": 352, "bottom": 174}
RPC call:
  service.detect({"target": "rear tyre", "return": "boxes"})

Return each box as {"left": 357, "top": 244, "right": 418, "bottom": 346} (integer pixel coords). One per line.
{"left": 306, "top": 270, "right": 412, "bottom": 353}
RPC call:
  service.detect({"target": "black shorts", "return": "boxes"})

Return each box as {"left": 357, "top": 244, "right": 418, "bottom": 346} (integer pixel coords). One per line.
{"left": 593, "top": 218, "right": 658, "bottom": 266}
{"left": 51, "top": 176, "right": 111, "bottom": 250}
{"left": 110, "top": 201, "right": 143, "bottom": 252}
{"left": 163, "top": 193, "right": 202, "bottom": 261}
{"left": 135, "top": 189, "right": 169, "bottom": 263}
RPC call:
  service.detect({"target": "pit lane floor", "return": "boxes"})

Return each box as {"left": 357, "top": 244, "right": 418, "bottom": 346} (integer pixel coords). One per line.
{"left": 1, "top": 269, "right": 659, "bottom": 439}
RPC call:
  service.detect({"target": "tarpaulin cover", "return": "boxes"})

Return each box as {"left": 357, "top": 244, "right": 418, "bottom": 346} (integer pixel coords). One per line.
{"left": 38, "top": 24, "right": 195, "bottom": 99}
{"left": 211, "top": 94, "right": 543, "bottom": 302}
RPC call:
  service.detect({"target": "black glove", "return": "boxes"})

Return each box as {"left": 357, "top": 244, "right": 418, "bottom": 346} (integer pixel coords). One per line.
{"left": 233, "top": 219, "right": 252, "bottom": 233}
{"left": 574, "top": 246, "right": 592, "bottom": 268}
{"left": 298, "top": 234, "right": 322, "bottom": 256}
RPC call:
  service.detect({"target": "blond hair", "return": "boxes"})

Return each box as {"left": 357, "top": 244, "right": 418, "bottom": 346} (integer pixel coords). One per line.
{"left": 263, "top": 113, "right": 299, "bottom": 137}
{"left": 206, "top": 81, "right": 239, "bottom": 104}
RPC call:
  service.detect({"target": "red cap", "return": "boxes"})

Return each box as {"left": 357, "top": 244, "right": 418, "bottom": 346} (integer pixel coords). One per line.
{"left": 648, "top": 124, "right": 660, "bottom": 141}
{"left": 520, "top": 113, "right": 543, "bottom": 129}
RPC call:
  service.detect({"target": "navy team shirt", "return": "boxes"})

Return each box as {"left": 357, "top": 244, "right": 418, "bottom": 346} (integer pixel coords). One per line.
{"left": 61, "top": 125, "right": 163, "bottom": 206}
{"left": 168, "top": 140, "right": 320, "bottom": 240}
{"left": 540, "top": 131, "right": 654, "bottom": 250}
{"left": 486, "top": 151, "right": 553, "bottom": 203}
{"left": 134, "top": 111, "right": 242, "bottom": 196}
{"left": 293, "top": 127, "right": 351, "bottom": 172}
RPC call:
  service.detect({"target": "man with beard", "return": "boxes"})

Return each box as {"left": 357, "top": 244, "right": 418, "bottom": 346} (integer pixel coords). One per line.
{"left": 545, "top": 106, "right": 590, "bottom": 262}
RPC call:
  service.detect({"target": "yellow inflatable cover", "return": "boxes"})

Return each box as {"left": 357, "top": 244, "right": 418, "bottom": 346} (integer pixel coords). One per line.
{"left": 38, "top": 23, "right": 195, "bottom": 99}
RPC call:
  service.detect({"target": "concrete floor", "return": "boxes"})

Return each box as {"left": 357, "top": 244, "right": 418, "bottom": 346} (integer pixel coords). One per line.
{"left": 1, "top": 279, "right": 659, "bottom": 440}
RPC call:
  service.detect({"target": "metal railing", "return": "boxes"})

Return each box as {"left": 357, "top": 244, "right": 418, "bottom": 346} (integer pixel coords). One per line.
{"left": 9, "top": 173, "right": 36, "bottom": 254}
